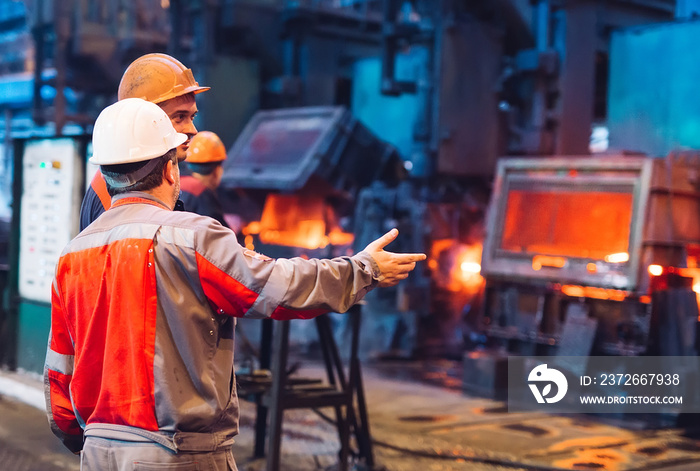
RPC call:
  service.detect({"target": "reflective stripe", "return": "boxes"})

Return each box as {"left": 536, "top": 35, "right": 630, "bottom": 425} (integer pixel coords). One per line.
{"left": 158, "top": 225, "right": 195, "bottom": 249}
{"left": 45, "top": 348, "right": 74, "bottom": 375}
{"left": 65, "top": 222, "right": 162, "bottom": 253}
{"left": 244, "top": 259, "right": 292, "bottom": 318}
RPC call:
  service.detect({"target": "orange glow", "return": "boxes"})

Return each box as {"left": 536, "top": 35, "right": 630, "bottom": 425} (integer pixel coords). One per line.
{"left": 501, "top": 190, "right": 632, "bottom": 260}
{"left": 561, "top": 285, "right": 585, "bottom": 297}
{"left": 242, "top": 221, "right": 261, "bottom": 235}
{"left": 561, "top": 284, "right": 627, "bottom": 301}
{"left": 604, "top": 252, "right": 629, "bottom": 263}
{"left": 461, "top": 261, "right": 481, "bottom": 274}
{"left": 586, "top": 263, "right": 597, "bottom": 273}
{"left": 551, "top": 437, "right": 630, "bottom": 471}
{"left": 328, "top": 229, "right": 355, "bottom": 247}
{"left": 429, "top": 239, "right": 484, "bottom": 294}
{"left": 673, "top": 267, "right": 700, "bottom": 319}
{"left": 532, "top": 255, "right": 566, "bottom": 270}
{"left": 241, "top": 194, "right": 354, "bottom": 250}
{"left": 244, "top": 235, "right": 254, "bottom": 250}
{"left": 648, "top": 264, "right": 663, "bottom": 276}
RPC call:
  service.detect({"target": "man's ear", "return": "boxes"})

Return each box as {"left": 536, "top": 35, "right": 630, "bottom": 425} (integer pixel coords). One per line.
{"left": 164, "top": 159, "right": 176, "bottom": 184}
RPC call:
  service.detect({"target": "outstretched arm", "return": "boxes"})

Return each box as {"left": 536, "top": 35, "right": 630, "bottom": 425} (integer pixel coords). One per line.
{"left": 196, "top": 223, "right": 426, "bottom": 318}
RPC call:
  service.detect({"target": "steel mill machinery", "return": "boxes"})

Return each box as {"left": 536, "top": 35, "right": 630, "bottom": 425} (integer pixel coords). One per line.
{"left": 464, "top": 153, "right": 700, "bottom": 396}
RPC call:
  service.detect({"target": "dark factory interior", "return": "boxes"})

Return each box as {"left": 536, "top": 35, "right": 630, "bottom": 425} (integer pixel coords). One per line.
{"left": 3, "top": 1, "right": 700, "bottom": 470}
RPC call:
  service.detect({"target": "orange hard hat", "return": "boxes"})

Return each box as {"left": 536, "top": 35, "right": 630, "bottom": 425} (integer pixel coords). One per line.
{"left": 118, "top": 53, "right": 210, "bottom": 104}
{"left": 186, "top": 131, "right": 227, "bottom": 163}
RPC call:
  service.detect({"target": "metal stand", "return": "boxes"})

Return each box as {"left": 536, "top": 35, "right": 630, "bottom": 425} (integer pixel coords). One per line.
{"left": 253, "top": 304, "right": 374, "bottom": 471}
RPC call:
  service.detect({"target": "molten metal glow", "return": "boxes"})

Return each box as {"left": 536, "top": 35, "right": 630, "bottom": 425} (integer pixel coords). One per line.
{"left": 604, "top": 252, "right": 629, "bottom": 263}
{"left": 460, "top": 261, "right": 481, "bottom": 274}
{"left": 531, "top": 255, "right": 566, "bottom": 271}
{"left": 429, "top": 239, "right": 484, "bottom": 294}
{"left": 561, "top": 284, "right": 627, "bottom": 301}
{"left": 501, "top": 189, "right": 632, "bottom": 260}
{"left": 674, "top": 267, "right": 700, "bottom": 319}
{"left": 241, "top": 194, "right": 354, "bottom": 250}
{"left": 243, "top": 221, "right": 261, "bottom": 235}
{"left": 648, "top": 264, "right": 663, "bottom": 277}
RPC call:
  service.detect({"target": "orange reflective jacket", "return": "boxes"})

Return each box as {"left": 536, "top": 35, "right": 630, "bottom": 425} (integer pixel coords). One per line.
{"left": 45, "top": 193, "right": 379, "bottom": 452}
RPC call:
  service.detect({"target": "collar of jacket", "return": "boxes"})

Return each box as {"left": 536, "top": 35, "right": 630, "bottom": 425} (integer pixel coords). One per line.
{"left": 111, "top": 192, "right": 172, "bottom": 211}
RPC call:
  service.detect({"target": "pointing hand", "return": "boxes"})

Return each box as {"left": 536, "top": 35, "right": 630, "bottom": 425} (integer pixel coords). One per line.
{"left": 363, "top": 229, "right": 426, "bottom": 287}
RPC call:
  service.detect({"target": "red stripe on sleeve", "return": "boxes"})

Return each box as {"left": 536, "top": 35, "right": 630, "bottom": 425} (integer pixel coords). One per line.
{"left": 196, "top": 252, "right": 330, "bottom": 320}
{"left": 196, "top": 252, "right": 259, "bottom": 316}
{"left": 270, "top": 306, "right": 328, "bottom": 321}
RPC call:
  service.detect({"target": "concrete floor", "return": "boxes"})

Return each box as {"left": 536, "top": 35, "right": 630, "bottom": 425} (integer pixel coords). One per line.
{"left": 2, "top": 361, "right": 700, "bottom": 471}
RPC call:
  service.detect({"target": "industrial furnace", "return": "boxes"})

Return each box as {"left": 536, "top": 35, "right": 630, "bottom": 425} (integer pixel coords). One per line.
{"left": 220, "top": 105, "right": 403, "bottom": 257}
{"left": 478, "top": 154, "right": 700, "bottom": 361}
{"left": 219, "top": 105, "right": 412, "bottom": 359}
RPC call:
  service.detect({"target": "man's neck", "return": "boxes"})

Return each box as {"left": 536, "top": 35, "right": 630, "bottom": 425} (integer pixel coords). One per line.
{"left": 112, "top": 191, "right": 172, "bottom": 210}
{"left": 146, "top": 185, "right": 177, "bottom": 210}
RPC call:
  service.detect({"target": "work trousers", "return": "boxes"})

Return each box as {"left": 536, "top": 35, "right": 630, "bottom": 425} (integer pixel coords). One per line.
{"left": 81, "top": 436, "right": 238, "bottom": 471}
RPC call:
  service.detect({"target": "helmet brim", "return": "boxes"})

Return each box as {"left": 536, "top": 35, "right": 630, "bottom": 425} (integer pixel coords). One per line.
{"left": 90, "top": 132, "right": 188, "bottom": 165}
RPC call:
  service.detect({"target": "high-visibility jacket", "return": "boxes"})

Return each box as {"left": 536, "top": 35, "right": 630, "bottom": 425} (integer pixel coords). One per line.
{"left": 45, "top": 192, "right": 379, "bottom": 453}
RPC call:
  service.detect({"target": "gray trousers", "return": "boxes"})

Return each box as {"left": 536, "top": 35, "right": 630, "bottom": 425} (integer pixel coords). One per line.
{"left": 81, "top": 424, "right": 238, "bottom": 471}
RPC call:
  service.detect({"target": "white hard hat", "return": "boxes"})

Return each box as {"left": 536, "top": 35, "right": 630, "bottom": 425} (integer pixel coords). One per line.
{"left": 90, "top": 98, "right": 187, "bottom": 165}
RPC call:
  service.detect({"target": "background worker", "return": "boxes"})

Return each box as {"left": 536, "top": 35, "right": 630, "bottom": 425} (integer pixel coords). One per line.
{"left": 79, "top": 52, "right": 208, "bottom": 230}
{"left": 45, "top": 98, "right": 426, "bottom": 470}
{"left": 180, "top": 130, "right": 229, "bottom": 227}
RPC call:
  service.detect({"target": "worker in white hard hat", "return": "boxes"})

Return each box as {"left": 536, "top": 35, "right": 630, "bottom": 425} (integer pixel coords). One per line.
{"left": 45, "top": 98, "right": 426, "bottom": 470}
{"left": 79, "top": 53, "right": 209, "bottom": 230}
{"left": 180, "top": 130, "right": 229, "bottom": 227}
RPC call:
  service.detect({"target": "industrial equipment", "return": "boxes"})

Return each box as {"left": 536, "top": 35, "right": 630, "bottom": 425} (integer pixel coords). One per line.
{"left": 5, "top": 136, "right": 88, "bottom": 372}
{"left": 477, "top": 153, "right": 700, "bottom": 362}
{"left": 608, "top": 18, "right": 700, "bottom": 156}
{"left": 221, "top": 105, "right": 403, "bottom": 255}
{"left": 0, "top": 0, "right": 689, "bottom": 372}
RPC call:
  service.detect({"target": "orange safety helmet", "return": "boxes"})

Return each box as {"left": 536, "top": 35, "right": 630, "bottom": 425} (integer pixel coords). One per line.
{"left": 186, "top": 131, "right": 227, "bottom": 163}
{"left": 118, "top": 53, "right": 210, "bottom": 104}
